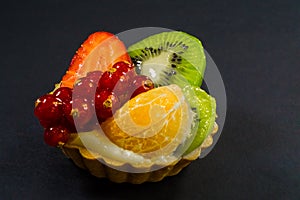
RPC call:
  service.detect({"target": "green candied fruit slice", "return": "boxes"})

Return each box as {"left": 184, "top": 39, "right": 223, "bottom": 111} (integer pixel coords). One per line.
{"left": 182, "top": 85, "right": 216, "bottom": 155}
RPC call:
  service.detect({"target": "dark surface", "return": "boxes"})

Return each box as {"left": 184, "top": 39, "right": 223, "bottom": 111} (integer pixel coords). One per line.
{"left": 1, "top": 0, "right": 299, "bottom": 199}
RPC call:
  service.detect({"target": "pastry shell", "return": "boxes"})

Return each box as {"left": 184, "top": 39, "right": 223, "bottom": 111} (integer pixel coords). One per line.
{"left": 61, "top": 122, "right": 218, "bottom": 184}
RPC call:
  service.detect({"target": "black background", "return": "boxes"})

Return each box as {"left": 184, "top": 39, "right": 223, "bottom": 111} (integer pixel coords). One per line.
{"left": 1, "top": 0, "right": 299, "bottom": 199}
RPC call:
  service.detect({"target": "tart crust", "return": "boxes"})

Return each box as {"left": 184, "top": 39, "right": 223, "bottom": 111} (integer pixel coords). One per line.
{"left": 61, "top": 122, "right": 218, "bottom": 184}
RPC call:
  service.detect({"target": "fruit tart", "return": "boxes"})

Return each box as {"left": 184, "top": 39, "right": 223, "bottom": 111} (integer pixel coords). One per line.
{"left": 34, "top": 31, "right": 218, "bottom": 184}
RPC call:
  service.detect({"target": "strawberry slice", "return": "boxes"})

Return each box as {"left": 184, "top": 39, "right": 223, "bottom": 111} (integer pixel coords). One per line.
{"left": 60, "top": 32, "right": 131, "bottom": 88}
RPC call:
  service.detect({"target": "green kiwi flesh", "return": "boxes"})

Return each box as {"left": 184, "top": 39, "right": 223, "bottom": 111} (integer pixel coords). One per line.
{"left": 182, "top": 85, "right": 216, "bottom": 155}
{"left": 128, "top": 31, "right": 206, "bottom": 88}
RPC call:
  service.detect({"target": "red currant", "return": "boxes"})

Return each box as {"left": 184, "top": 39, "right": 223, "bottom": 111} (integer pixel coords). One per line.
{"left": 95, "top": 89, "right": 121, "bottom": 121}
{"left": 114, "top": 70, "right": 137, "bottom": 103}
{"left": 44, "top": 125, "right": 70, "bottom": 146}
{"left": 53, "top": 87, "right": 77, "bottom": 131}
{"left": 130, "top": 75, "right": 154, "bottom": 99}
{"left": 98, "top": 68, "right": 122, "bottom": 91}
{"left": 61, "top": 100, "right": 75, "bottom": 127}
{"left": 71, "top": 98, "right": 93, "bottom": 130}
{"left": 73, "top": 77, "right": 97, "bottom": 101}
{"left": 86, "top": 70, "right": 103, "bottom": 83}
{"left": 113, "top": 72, "right": 132, "bottom": 95}
{"left": 53, "top": 87, "right": 73, "bottom": 103}
{"left": 34, "top": 94, "right": 63, "bottom": 127}
{"left": 62, "top": 117, "right": 77, "bottom": 133}
{"left": 112, "top": 61, "right": 134, "bottom": 75}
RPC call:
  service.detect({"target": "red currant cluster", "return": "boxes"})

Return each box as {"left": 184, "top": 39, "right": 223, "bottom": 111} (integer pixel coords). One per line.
{"left": 34, "top": 61, "right": 154, "bottom": 146}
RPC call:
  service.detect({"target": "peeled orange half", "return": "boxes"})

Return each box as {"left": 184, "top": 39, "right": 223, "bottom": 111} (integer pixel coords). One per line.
{"left": 101, "top": 84, "right": 193, "bottom": 155}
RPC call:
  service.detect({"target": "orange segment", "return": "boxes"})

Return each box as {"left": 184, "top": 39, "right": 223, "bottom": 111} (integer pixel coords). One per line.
{"left": 101, "top": 85, "right": 192, "bottom": 155}
{"left": 60, "top": 32, "right": 131, "bottom": 88}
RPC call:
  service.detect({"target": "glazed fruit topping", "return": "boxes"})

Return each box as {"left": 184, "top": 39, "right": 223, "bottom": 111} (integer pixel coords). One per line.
{"left": 130, "top": 75, "right": 154, "bottom": 99}
{"left": 35, "top": 61, "right": 155, "bottom": 147}
{"left": 86, "top": 71, "right": 103, "bottom": 83}
{"left": 60, "top": 32, "right": 131, "bottom": 88}
{"left": 53, "top": 87, "right": 72, "bottom": 103}
{"left": 73, "top": 77, "right": 98, "bottom": 100}
{"left": 98, "top": 68, "right": 121, "bottom": 91}
{"left": 34, "top": 94, "right": 63, "bottom": 127}
{"left": 112, "top": 61, "right": 134, "bottom": 74}
{"left": 44, "top": 125, "right": 70, "bottom": 146}
{"left": 71, "top": 98, "right": 94, "bottom": 130}
{"left": 95, "top": 89, "right": 121, "bottom": 121}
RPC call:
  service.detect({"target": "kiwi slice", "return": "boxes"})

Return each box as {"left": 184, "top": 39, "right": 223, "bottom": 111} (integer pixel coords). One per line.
{"left": 128, "top": 31, "right": 206, "bottom": 87}
{"left": 182, "top": 85, "right": 216, "bottom": 155}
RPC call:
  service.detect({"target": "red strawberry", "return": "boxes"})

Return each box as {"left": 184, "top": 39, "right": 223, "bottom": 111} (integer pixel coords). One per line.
{"left": 60, "top": 32, "right": 132, "bottom": 88}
